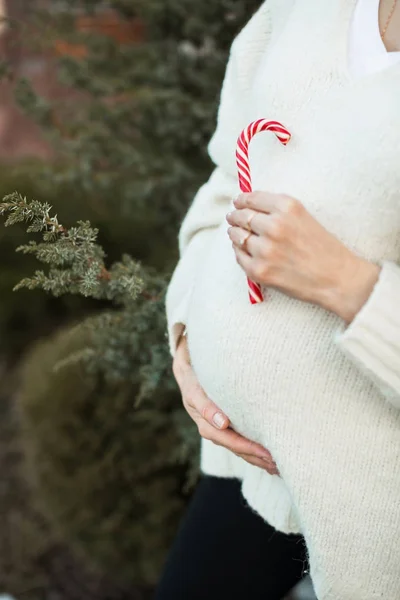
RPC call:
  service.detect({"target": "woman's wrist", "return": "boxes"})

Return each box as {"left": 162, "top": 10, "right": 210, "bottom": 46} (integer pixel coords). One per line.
{"left": 173, "top": 325, "right": 191, "bottom": 377}
{"left": 176, "top": 325, "right": 188, "bottom": 350}
{"left": 321, "top": 256, "right": 381, "bottom": 325}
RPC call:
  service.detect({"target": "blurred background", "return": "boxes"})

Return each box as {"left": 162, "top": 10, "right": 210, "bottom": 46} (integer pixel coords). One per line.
{"left": 0, "top": 1, "right": 315, "bottom": 598}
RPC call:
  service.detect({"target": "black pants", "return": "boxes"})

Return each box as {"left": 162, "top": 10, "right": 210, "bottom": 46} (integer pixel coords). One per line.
{"left": 154, "top": 475, "right": 309, "bottom": 600}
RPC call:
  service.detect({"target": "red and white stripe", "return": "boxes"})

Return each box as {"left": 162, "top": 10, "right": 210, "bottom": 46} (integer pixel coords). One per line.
{"left": 236, "top": 119, "right": 291, "bottom": 304}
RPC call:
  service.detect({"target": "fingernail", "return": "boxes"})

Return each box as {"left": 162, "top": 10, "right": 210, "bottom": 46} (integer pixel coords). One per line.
{"left": 212, "top": 412, "right": 226, "bottom": 429}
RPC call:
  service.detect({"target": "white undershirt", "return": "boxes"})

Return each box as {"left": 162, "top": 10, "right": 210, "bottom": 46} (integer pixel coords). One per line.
{"left": 349, "top": 0, "right": 400, "bottom": 77}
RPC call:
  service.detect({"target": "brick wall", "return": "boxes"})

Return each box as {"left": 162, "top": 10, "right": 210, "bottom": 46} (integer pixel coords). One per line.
{"left": 0, "top": 0, "right": 143, "bottom": 161}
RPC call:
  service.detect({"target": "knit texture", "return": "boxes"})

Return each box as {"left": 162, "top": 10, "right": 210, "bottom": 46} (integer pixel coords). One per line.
{"left": 165, "top": 1, "right": 400, "bottom": 597}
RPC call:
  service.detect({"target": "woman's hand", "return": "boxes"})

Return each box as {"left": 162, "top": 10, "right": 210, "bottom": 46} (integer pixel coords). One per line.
{"left": 172, "top": 332, "right": 280, "bottom": 476}
{"left": 226, "top": 192, "right": 381, "bottom": 323}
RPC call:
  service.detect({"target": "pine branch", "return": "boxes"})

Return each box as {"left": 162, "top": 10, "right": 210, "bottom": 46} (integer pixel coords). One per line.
{"left": 0, "top": 192, "right": 145, "bottom": 304}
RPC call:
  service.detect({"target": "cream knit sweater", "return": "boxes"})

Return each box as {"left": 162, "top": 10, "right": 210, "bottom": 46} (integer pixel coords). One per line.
{"left": 165, "top": 1, "right": 400, "bottom": 598}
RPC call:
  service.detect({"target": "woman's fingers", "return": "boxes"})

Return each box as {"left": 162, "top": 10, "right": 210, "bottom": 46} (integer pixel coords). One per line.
{"left": 181, "top": 366, "right": 230, "bottom": 430}
{"left": 174, "top": 336, "right": 230, "bottom": 430}
{"left": 236, "top": 453, "right": 280, "bottom": 476}
{"left": 197, "top": 421, "right": 280, "bottom": 475}
{"left": 197, "top": 421, "right": 272, "bottom": 461}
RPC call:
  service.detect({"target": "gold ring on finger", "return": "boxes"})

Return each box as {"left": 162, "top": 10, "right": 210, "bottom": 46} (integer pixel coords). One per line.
{"left": 246, "top": 210, "right": 256, "bottom": 232}
{"left": 239, "top": 230, "right": 252, "bottom": 251}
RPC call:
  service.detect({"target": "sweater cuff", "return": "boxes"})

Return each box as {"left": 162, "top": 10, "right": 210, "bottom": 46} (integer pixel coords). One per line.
{"left": 334, "top": 260, "right": 400, "bottom": 409}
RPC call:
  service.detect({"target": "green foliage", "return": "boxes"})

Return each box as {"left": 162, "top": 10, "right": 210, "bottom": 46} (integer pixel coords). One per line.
{"left": 0, "top": 154, "right": 178, "bottom": 358}
{"left": 0, "top": 193, "right": 176, "bottom": 405}
{"left": 0, "top": 167, "right": 93, "bottom": 357}
{"left": 1, "top": 192, "right": 144, "bottom": 301}
{"left": 18, "top": 322, "right": 196, "bottom": 586}
{"left": 0, "top": 194, "right": 200, "bottom": 585}
{"left": 0, "top": 376, "right": 153, "bottom": 600}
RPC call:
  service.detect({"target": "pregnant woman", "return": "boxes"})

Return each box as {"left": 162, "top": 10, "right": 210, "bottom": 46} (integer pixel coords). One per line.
{"left": 159, "top": 0, "right": 400, "bottom": 598}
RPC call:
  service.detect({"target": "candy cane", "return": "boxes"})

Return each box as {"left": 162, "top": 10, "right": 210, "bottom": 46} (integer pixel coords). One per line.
{"left": 236, "top": 119, "right": 291, "bottom": 304}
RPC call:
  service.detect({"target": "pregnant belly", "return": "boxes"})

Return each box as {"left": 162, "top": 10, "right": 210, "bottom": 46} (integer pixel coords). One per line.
{"left": 185, "top": 224, "right": 348, "bottom": 444}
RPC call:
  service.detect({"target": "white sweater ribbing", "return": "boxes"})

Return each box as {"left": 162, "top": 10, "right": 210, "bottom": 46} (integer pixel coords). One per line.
{"left": 165, "top": 2, "right": 400, "bottom": 596}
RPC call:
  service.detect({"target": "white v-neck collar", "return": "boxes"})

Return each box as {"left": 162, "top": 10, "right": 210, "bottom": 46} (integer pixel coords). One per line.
{"left": 348, "top": 0, "right": 400, "bottom": 78}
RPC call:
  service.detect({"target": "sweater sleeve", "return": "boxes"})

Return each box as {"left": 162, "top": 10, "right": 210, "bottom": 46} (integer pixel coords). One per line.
{"left": 165, "top": 1, "right": 274, "bottom": 358}
{"left": 334, "top": 259, "right": 400, "bottom": 410}
{"left": 165, "top": 169, "right": 238, "bottom": 358}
